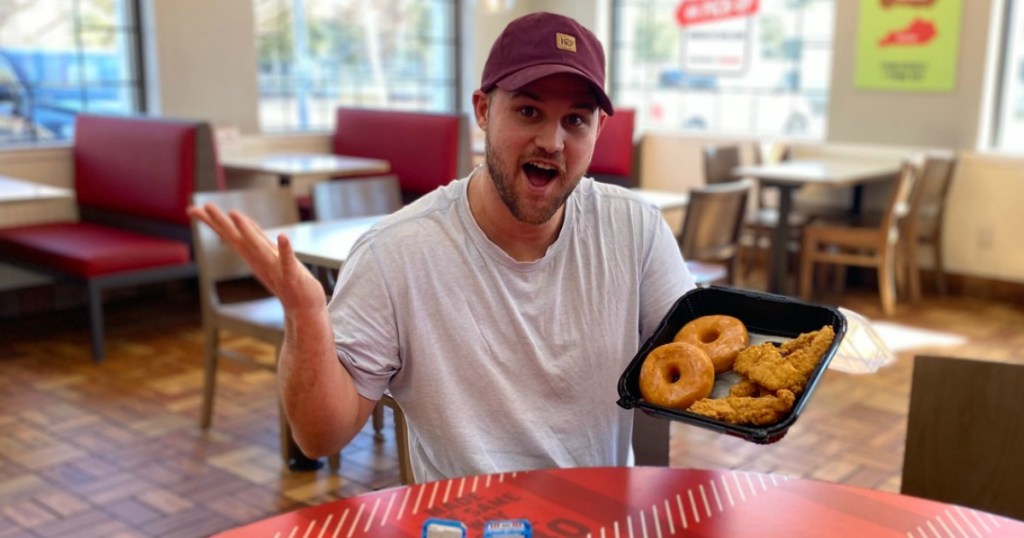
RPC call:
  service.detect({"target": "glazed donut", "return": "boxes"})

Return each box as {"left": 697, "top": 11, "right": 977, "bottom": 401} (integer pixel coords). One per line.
{"left": 673, "top": 315, "right": 749, "bottom": 374}
{"left": 639, "top": 342, "right": 715, "bottom": 410}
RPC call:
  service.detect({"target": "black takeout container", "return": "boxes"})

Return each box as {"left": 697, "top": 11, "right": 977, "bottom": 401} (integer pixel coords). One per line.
{"left": 617, "top": 286, "right": 847, "bottom": 444}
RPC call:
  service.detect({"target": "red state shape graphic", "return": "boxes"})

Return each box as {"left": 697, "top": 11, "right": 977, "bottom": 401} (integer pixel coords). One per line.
{"left": 878, "top": 18, "right": 936, "bottom": 47}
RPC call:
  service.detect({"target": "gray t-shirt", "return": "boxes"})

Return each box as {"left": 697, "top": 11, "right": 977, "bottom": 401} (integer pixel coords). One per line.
{"left": 328, "top": 171, "right": 694, "bottom": 482}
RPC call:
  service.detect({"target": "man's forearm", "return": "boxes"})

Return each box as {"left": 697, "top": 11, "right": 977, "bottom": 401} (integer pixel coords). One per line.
{"left": 278, "top": 304, "right": 374, "bottom": 457}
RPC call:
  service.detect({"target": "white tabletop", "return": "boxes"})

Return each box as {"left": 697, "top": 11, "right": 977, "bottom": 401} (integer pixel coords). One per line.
{"left": 0, "top": 175, "right": 73, "bottom": 205}
{"left": 631, "top": 188, "right": 690, "bottom": 211}
{"left": 264, "top": 215, "right": 385, "bottom": 269}
{"left": 733, "top": 158, "right": 901, "bottom": 188}
{"left": 221, "top": 153, "right": 390, "bottom": 181}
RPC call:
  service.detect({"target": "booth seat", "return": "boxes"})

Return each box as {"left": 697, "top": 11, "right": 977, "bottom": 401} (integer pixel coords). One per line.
{"left": 587, "top": 108, "right": 637, "bottom": 188}
{"left": 0, "top": 113, "right": 223, "bottom": 361}
{"left": 332, "top": 107, "right": 472, "bottom": 204}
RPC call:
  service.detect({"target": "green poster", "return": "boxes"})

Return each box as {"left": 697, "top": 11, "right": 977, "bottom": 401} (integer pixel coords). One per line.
{"left": 855, "top": 0, "right": 963, "bottom": 91}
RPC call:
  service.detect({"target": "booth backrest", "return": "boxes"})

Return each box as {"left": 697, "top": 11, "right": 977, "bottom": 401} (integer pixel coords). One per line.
{"left": 333, "top": 108, "right": 471, "bottom": 198}
{"left": 74, "top": 114, "right": 224, "bottom": 231}
{"left": 587, "top": 108, "right": 636, "bottom": 188}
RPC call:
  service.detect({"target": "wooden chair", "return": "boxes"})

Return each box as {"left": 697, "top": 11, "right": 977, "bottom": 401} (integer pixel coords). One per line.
{"left": 701, "top": 144, "right": 741, "bottom": 185}
{"left": 587, "top": 108, "right": 637, "bottom": 188}
{"left": 191, "top": 187, "right": 339, "bottom": 471}
{"left": 309, "top": 175, "right": 408, "bottom": 478}
{"left": 380, "top": 394, "right": 414, "bottom": 485}
{"left": 677, "top": 180, "right": 751, "bottom": 286}
{"left": 901, "top": 151, "right": 956, "bottom": 301}
{"left": 310, "top": 175, "right": 402, "bottom": 221}
{"left": 901, "top": 355, "right": 1024, "bottom": 521}
{"left": 798, "top": 160, "right": 918, "bottom": 316}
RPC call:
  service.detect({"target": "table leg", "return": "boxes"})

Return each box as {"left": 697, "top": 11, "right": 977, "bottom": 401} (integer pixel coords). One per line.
{"left": 851, "top": 184, "right": 865, "bottom": 213}
{"left": 768, "top": 186, "right": 797, "bottom": 294}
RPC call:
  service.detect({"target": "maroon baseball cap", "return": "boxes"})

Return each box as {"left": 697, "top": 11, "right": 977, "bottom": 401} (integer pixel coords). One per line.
{"left": 480, "top": 12, "right": 614, "bottom": 115}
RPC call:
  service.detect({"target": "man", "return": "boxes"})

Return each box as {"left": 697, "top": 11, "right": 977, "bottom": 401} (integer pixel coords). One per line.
{"left": 189, "top": 12, "right": 694, "bottom": 482}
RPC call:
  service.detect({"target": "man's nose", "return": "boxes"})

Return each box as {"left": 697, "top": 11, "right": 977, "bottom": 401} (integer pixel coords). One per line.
{"left": 534, "top": 120, "right": 565, "bottom": 154}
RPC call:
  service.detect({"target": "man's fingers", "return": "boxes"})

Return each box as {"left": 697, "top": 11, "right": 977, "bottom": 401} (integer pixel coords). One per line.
{"left": 277, "top": 234, "right": 296, "bottom": 278}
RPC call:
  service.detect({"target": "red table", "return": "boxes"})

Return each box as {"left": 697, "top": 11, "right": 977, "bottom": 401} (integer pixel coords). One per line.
{"left": 213, "top": 467, "right": 1023, "bottom": 537}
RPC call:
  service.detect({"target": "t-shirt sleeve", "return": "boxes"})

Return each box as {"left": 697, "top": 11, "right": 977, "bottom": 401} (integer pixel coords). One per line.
{"left": 326, "top": 235, "right": 401, "bottom": 401}
{"left": 638, "top": 214, "right": 695, "bottom": 342}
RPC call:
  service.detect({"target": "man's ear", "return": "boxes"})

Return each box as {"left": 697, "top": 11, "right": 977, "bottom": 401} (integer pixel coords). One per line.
{"left": 472, "top": 90, "right": 489, "bottom": 131}
{"left": 595, "top": 110, "right": 608, "bottom": 138}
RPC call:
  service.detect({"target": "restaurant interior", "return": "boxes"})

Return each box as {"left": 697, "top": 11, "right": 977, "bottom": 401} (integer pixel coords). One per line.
{"left": 2, "top": 0, "right": 1023, "bottom": 536}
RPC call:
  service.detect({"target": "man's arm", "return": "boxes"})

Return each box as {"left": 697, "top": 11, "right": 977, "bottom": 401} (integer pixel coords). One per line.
{"left": 187, "top": 204, "right": 376, "bottom": 456}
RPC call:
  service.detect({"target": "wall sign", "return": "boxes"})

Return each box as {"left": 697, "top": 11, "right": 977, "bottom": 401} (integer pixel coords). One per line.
{"left": 676, "top": 0, "right": 760, "bottom": 75}
{"left": 854, "top": 0, "right": 963, "bottom": 91}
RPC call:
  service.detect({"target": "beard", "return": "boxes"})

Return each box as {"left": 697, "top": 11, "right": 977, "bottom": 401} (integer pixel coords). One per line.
{"left": 484, "top": 131, "right": 582, "bottom": 226}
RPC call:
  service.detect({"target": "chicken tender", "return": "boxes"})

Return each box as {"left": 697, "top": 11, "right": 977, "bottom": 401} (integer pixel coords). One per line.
{"left": 732, "top": 342, "right": 806, "bottom": 393}
{"left": 688, "top": 389, "right": 796, "bottom": 426}
{"left": 783, "top": 325, "right": 835, "bottom": 377}
{"left": 728, "top": 378, "right": 761, "bottom": 397}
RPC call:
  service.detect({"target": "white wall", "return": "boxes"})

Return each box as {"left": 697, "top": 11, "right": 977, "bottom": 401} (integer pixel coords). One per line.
{"left": 143, "top": 0, "right": 261, "bottom": 133}
{"left": 826, "top": 0, "right": 993, "bottom": 148}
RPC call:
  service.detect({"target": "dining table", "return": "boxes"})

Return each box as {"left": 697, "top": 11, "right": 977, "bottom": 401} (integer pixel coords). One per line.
{"left": 264, "top": 214, "right": 385, "bottom": 270}
{"left": 221, "top": 152, "right": 391, "bottom": 187}
{"left": 0, "top": 174, "right": 72, "bottom": 204}
{"left": 632, "top": 188, "right": 690, "bottom": 211}
{"left": 212, "top": 466, "right": 1024, "bottom": 537}
{"left": 732, "top": 158, "right": 902, "bottom": 294}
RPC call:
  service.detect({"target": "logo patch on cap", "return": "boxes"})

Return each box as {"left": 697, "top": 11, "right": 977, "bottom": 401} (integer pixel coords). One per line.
{"left": 555, "top": 32, "right": 577, "bottom": 52}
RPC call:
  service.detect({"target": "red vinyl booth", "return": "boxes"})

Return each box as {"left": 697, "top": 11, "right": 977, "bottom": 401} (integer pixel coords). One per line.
{"left": 0, "top": 114, "right": 223, "bottom": 361}
{"left": 333, "top": 107, "right": 472, "bottom": 203}
{"left": 587, "top": 108, "right": 637, "bottom": 188}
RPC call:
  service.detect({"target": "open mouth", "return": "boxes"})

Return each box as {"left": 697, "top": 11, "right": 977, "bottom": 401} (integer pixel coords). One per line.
{"left": 522, "top": 161, "right": 559, "bottom": 188}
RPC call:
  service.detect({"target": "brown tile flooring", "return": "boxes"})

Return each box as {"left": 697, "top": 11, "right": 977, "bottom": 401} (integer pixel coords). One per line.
{"left": 1, "top": 275, "right": 1023, "bottom": 537}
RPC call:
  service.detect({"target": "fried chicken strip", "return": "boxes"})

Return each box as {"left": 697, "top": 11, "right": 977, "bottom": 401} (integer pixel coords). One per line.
{"left": 732, "top": 342, "right": 806, "bottom": 393}
{"left": 783, "top": 325, "right": 835, "bottom": 377}
{"left": 688, "top": 389, "right": 796, "bottom": 426}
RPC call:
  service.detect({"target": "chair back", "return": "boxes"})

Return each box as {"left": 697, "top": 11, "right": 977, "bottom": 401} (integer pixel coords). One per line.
{"left": 901, "top": 355, "right": 1024, "bottom": 521}
{"left": 907, "top": 151, "right": 956, "bottom": 239}
{"left": 678, "top": 180, "right": 750, "bottom": 266}
{"left": 702, "top": 144, "right": 741, "bottom": 184}
{"left": 311, "top": 175, "right": 402, "bottom": 220}
{"left": 754, "top": 141, "right": 791, "bottom": 166}
{"left": 191, "top": 188, "right": 299, "bottom": 309}
{"left": 587, "top": 108, "right": 636, "bottom": 188}
{"left": 880, "top": 159, "right": 920, "bottom": 240}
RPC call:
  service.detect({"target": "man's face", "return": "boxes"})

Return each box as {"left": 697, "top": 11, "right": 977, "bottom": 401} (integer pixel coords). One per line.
{"left": 475, "top": 74, "right": 605, "bottom": 226}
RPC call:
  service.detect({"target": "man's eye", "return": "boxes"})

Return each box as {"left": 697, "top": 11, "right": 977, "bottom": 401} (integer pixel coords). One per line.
{"left": 518, "top": 106, "right": 538, "bottom": 118}
{"left": 566, "top": 115, "right": 586, "bottom": 127}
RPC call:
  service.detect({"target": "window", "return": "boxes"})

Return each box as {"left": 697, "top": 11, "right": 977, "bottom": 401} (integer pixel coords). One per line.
{"left": 254, "top": 0, "right": 459, "bottom": 133}
{"left": 612, "top": 0, "right": 834, "bottom": 139}
{"left": 992, "top": 0, "right": 1024, "bottom": 151}
{"left": 0, "top": 0, "right": 143, "bottom": 146}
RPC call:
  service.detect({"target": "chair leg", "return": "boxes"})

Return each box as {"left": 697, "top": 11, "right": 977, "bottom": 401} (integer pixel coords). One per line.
{"left": 799, "top": 242, "right": 815, "bottom": 301}
{"left": 902, "top": 222, "right": 922, "bottom": 303}
{"left": 86, "top": 281, "right": 105, "bottom": 362}
{"left": 372, "top": 401, "right": 385, "bottom": 441}
{"left": 933, "top": 238, "right": 947, "bottom": 295}
{"left": 199, "top": 327, "right": 219, "bottom": 429}
{"left": 879, "top": 247, "right": 897, "bottom": 317}
{"left": 382, "top": 396, "right": 414, "bottom": 485}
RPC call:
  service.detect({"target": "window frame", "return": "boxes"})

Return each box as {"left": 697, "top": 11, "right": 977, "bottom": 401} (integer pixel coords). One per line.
{"left": 253, "top": 0, "right": 462, "bottom": 135}
{"left": 0, "top": 0, "right": 146, "bottom": 147}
